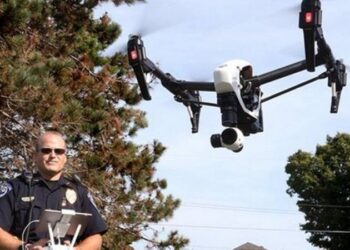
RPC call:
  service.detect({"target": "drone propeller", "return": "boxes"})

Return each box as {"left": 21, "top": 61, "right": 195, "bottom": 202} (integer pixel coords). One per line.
{"left": 116, "top": 24, "right": 163, "bottom": 54}
{"left": 113, "top": 1, "right": 189, "bottom": 54}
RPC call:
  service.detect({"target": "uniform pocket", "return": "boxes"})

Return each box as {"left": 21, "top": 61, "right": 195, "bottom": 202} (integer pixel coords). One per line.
{"left": 13, "top": 199, "right": 42, "bottom": 235}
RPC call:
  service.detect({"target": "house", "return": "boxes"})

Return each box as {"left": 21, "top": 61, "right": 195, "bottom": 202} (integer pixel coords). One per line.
{"left": 233, "top": 242, "right": 268, "bottom": 250}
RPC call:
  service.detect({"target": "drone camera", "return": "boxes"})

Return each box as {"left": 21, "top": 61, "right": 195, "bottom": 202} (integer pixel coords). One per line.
{"left": 217, "top": 92, "right": 238, "bottom": 127}
{"left": 210, "top": 127, "right": 244, "bottom": 152}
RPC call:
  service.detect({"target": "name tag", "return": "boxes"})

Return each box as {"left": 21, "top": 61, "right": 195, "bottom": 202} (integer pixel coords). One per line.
{"left": 21, "top": 196, "right": 35, "bottom": 202}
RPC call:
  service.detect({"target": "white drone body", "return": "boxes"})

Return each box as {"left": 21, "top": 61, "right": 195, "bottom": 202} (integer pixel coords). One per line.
{"left": 214, "top": 59, "right": 261, "bottom": 120}
{"left": 210, "top": 60, "right": 263, "bottom": 152}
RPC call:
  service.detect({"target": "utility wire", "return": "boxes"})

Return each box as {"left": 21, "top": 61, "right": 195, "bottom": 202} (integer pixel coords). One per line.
{"left": 298, "top": 203, "right": 350, "bottom": 209}
{"left": 181, "top": 201, "right": 350, "bottom": 213}
{"left": 183, "top": 245, "right": 233, "bottom": 250}
{"left": 182, "top": 202, "right": 298, "bottom": 215}
{"left": 154, "top": 223, "right": 350, "bottom": 234}
{"left": 156, "top": 223, "right": 297, "bottom": 232}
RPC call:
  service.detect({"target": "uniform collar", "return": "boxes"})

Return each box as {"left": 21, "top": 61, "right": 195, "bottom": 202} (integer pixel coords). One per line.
{"left": 35, "top": 174, "right": 74, "bottom": 189}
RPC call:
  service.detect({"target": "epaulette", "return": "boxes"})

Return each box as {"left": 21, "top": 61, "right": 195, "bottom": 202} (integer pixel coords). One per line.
{"left": 65, "top": 174, "right": 84, "bottom": 187}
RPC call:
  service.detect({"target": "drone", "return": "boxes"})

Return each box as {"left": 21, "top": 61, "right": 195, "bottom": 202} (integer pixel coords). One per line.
{"left": 127, "top": 0, "right": 347, "bottom": 152}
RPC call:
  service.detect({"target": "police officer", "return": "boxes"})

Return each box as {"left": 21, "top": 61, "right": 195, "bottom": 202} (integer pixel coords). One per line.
{"left": 0, "top": 131, "right": 107, "bottom": 250}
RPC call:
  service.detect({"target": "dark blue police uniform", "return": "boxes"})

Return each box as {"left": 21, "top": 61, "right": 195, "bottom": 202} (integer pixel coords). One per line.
{"left": 0, "top": 173, "right": 107, "bottom": 244}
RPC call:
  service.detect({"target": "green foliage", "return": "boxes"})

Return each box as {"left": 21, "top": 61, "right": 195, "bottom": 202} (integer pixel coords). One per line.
{"left": 285, "top": 133, "right": 350, "bottom": 250}
{"left": 0, "top": 0, "right": 188, "bottom": 249}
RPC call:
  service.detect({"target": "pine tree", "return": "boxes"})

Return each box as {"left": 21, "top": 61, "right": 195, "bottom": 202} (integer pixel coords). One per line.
{"left": 0, "top": 0, "right": 189, "bottom": 248}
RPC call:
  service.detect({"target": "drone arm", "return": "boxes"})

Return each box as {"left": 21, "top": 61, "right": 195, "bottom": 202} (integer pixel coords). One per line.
{"left": 142, "top": 57, "right": 216, "bottom": 133}
{"left": 141, "top": 57, "right": 215, "bottom": 92}
{"left": 128, "top": 35, "right": 216, "bottom": 133}
{"left": 248, "top": 53, "right": 346, "bottom": 113}
{"left": 175, "top": 80, "right": 215, "bottom": 92}
{"left": 248, "top": 57, "right": 324, "bottom": 88}
{"left": 315, "top": 27, "right": 334, "bottom": 67}
{"left": 243, "top": 0, "right": 346, "bottom": 112}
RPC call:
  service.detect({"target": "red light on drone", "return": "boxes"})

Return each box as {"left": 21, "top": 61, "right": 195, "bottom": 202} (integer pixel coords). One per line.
{"left": 130, "top": 50, "right": 138, "bottom": 60}
{"left": 305, "top": 12, "right": 313, "bottom": 23}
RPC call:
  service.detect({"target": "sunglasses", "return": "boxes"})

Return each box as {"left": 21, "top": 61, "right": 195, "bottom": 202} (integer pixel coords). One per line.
{"left": 39, "top": 148, "right": 66, "bottom": 155}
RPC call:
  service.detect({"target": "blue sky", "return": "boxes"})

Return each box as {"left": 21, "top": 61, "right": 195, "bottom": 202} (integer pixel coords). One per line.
{"left": 95, "top": 1, "right": 350, "bottom": 249}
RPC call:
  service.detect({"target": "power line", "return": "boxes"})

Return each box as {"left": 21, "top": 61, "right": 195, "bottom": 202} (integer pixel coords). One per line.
{"left": 156, "top": 223, "right": 297, "bottom": 232}
{"left": 306, "top": 229, "right": 350, "bottom": 234}
{"left": 182, "top": 245, "right": 232, "bottom": 250}
{"left": 182, "top": 202, "right": 299, "bottom": 215}
{"left": 161, "top": 153, "right": 287, "bottom": 162}
{"left": 298, "top": 203, "right": 350, "bottom": 209}
{"left": 154, "top": 223, "right": 350, "bottom": 234}
{"left": 180, "top": 201, "right": 350, "bottom": 214}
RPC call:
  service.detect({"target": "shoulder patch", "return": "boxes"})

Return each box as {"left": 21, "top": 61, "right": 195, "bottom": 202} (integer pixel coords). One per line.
{"left": 0, "top": 182, "right": 12, "bottom": 198}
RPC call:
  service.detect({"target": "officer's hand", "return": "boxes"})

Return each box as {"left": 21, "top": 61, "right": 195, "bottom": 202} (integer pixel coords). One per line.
{"left": 63, "top": 240, "right": 71, "bottom": 246}
{"left": 25, "top": 239, "right": 48, "bottom": 250}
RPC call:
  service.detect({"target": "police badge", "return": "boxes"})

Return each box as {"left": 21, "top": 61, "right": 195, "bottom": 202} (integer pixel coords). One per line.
{"left": 65, "top": 188, "right": 77, "bottom": 204}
